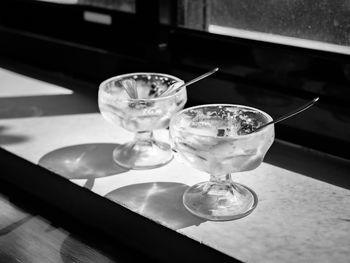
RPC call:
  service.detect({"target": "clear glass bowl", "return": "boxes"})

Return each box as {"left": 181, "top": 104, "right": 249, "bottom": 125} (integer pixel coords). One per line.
{"left": 170, "top": 104, "right": 274, "bottom": 221}
{"left": 99, "top": 72, "right": 187, "bottom": 169}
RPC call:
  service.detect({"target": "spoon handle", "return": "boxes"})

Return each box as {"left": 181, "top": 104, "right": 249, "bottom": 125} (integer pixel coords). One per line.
{"left": 254, "top": 97, "right": 319, "bottom": 132}
{"left": 178, "top": 67, "right": 219, "bottom": 92}
{"left": 160, "top": 67, "right": 219, "bottom": 97}
{"left": 122, "top": 79, "right": 138, "bottom": 99}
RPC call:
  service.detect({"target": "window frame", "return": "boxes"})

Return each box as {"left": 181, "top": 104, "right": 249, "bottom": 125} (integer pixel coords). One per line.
{"left": 1, "top": 0, "right": 350, "bottom": 159}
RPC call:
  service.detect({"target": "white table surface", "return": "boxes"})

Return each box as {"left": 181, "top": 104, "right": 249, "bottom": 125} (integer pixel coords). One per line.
{"left": 1, "top": 67, "right": 349, "bottom": 263}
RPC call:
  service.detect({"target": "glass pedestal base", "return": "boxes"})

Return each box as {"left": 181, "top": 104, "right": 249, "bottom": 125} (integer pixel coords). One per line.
{"left": 183, "top": 181, "right": 258, "bottom": 221}
{"left": 113, "top": 139, "right": 173, "bottom": 170}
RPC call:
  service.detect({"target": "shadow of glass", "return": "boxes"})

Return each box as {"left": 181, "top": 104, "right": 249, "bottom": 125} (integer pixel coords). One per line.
{"left": 0, "top": 94, "right": 98, "bottom": 119}
{"left": 0, "top": 126, "right": 29, "bottom": 145}
{"left": 105, "top": 182, "right": 205, "bottom": 230}
{"left": 38, "top": 143, "right": 129, "bottom": 189}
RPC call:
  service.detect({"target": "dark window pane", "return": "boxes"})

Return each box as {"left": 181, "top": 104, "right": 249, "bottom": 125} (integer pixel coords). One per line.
{"left": 36, "top": 0, "right": 136, "bottom": 12}
{"left": 178, "top": 0, "right": 350, "bottom": 54}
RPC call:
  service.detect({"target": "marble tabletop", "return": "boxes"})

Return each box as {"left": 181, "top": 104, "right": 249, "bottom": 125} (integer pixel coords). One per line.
{"left": 1, "top": 67, "right": 349, "bottom": 263}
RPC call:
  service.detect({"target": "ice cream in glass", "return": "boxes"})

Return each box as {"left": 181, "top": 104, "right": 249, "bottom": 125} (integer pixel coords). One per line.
{"left": 170, "top": 104, "right": 274, "bottom": 220}
{"left": 99, "top": 72, "right": 187, "bottom": 169}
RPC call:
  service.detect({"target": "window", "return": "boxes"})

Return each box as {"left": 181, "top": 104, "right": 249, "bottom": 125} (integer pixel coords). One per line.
{"left": 178, "top": 0, "right": 350, "bottom": 54}
{"left": 36, "top": 0, "right": 136, "bottom": 12}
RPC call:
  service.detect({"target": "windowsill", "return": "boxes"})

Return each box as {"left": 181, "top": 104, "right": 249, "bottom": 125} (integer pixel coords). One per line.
{"left": 1, "top": 66, "right": 349, "bottom": 263}
{"left": 208, "top": 24, "right": 350, "bottom": 56}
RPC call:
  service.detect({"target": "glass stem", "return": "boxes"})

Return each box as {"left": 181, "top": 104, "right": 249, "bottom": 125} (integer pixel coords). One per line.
{"left": 134, "top": 131, "right": 154, "bottom": 144}
{"left": 209, "top": 173, "right": 233, "bottom": 185}
{"left": 204, "top": 173, "right": 235, "bottom": 195}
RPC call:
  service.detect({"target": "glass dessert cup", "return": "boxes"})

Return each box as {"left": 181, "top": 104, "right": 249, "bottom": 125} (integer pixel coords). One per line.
{"left": 98, "top": 73, "right": 187, "bottom": 169}
{"left": 170, "top": 104, "right": 274, "bottom": 221}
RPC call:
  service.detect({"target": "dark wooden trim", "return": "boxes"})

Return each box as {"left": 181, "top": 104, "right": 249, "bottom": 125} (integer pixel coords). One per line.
{"left": 0, "top": 147, "right": 239, "bottom": 263}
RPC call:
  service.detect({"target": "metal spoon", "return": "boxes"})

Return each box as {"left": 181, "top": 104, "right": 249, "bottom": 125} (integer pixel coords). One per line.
{"left": 121, "top": 78, "right": 138, "bottom": 99}
{"left": 159, "top": 67, "right": 219, "bottom": 97}
{"left": 251, "top": 97, "right": 319, "bottom": 133}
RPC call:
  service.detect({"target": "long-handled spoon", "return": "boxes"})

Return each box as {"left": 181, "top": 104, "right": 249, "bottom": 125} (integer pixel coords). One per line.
{"left": 159, "top": 67, "right": 219, "bottom": 97}
{"left": 122, "top": 78, "right": 138, "bottom": 99}
{"left": 251, "top": 97, "right": 319, "bottom": 133}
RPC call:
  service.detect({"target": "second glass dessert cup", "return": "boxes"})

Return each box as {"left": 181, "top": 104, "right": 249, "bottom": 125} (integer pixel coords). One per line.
{"left": 170, "top": 104, "right": 274, "bottom": 221}
{"left": 98, "top": 73, "right": 187, "bottom": 169}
